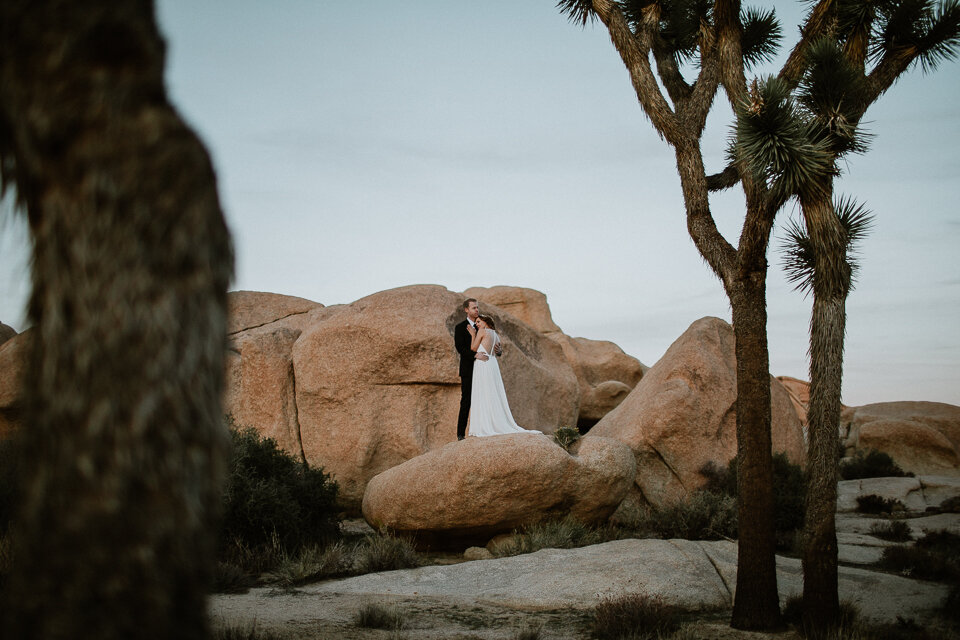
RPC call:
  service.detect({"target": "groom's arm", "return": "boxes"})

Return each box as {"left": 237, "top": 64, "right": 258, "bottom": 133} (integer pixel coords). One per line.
{"left": 454, "top": 324, "right": 474, "bottom": 358}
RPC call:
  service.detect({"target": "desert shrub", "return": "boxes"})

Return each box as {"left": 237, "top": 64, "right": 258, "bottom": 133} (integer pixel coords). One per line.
{"left": 353, "top": 602, "right": 406, "bottom": 630}
{"left": 915, "top": 529, "right": 960, "bottom": 558}
{"left": 699, "top": 452, "right": 806, "bottom": 539}
{"left": 264, "top": 541, "right": 350, "bottom": 588}
{"left": 553, "top": 426, "right": 581, "bottom": 451}
{"left": 877, "top": 530, "right": 960, "bottom": 583}
{"left": 221, "top": 426, "right": 340, "bottom": 554}
{"left": 351, "top": 532, "right": 421, "bottom": 575}
{"left": 942, "top": 585, "right": 960, "bottom": 623}
{"left": 698, "top": 460, "right": 738, "bottom": 496}
{"left": 782, "top": 595, "right": 864, "bottom": 638}
{"left": 212, "top": 561, "right": 258, "bottom": 594}
{"left": 218, "top": 532, "right": 287, "bottom": 579}
{"left": 491, "top": 516, "right": 623, "bottom": 557}
{"left": 938, "top": 495, "right": 960, "bottom": 513}
{"left": 856, "top": 495, "right": 904, "bottom": 515}
{"left": 640, "top": 491, "right": 738, "bottom": 541}
{"left": 840, "top": 450, "right": 912, "bottom": 480}
{"left": 512, "top": 622, "right": 543, "bottom": 640}
{"left": 211, "top": 623, "right": 286, "bottom": 640}
{"left": 869, "top": 521, "right": 913, "bottom": 542}
{"left": 591, "top": 593, "right": 680, "bottom": 640}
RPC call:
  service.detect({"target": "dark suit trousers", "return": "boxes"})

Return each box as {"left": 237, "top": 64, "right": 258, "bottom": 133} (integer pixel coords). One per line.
{"left": 457, "top": 368, "right": 472, "bottom": 439}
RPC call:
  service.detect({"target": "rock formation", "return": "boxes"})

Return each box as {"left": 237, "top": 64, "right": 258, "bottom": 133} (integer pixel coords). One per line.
{"left": 226, "top": 285, "right": 580, "bottom": 510}
{"left": 0, "top": 322, "right": 16, "bottom": 346}
{"left": 361, "top": 433, "right": 635, "bottom": 547}
{"left": 840, "top": 401, "right": 960, "bottom": 475}
{"left": 590, "top": 316, "right": 806, "bottom": 510}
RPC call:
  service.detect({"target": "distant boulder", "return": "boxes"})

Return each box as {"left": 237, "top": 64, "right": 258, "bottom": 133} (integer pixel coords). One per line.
{"left": 841, "top": 401, "right": 960, "bottom": 476}
{"left": 591, "top": 317, "right": 806, "bottom": 510}
{"left": 361, "top": 433, "right": 635, "bottom": 548}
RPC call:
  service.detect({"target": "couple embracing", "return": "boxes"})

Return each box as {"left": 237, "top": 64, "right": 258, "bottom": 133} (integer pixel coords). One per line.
{"left": 454, "top": 298, "right": 540, "bottom": 440}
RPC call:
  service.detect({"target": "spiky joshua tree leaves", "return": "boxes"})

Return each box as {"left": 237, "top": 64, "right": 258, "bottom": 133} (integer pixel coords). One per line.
{"left": 734, "top": 1, "right": 958, "bottom": 634}
{"left": 558, "top": 0, "right": 959, "bottom": 633}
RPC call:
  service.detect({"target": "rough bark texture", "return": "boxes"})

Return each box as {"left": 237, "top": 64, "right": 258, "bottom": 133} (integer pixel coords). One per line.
{"left": 799, "top": 191, "right": 848, "bottom": 631}
{"left": 587, "top": 0, "right": 784, "bottom": 629}
{"left": 0, "top": 2, "right": 233, "bottom": 639}
{"left": 728, "top": 274, "right": 783, "bottom": 630}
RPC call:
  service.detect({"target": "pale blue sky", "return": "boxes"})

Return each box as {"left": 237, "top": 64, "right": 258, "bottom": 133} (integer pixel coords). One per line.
{"left": 1, "top": 1, "right": 958, "bottom": 406}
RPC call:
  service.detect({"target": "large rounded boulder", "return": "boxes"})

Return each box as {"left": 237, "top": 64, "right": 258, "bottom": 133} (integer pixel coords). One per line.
{"left": 290, "top": 285, "right": 579, "bottom": 510}
{"left": 361, "top": 433, "right": 635, "bottom": 548}
{"left": 224, "top": 291, "right": 326, "bottom": 459}
{"left": 590, "top": 316, "right": 806, "bottom": 510}
{"left": 840, "top": 402, "right": 960, "bottom": 475}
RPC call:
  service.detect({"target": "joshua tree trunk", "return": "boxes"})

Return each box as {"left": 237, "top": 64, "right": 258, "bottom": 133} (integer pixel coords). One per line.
{"left": 799, "top": 189, "right": 847, "bottom": 631}
{"left": 674, "top": 135, "right": 783, "bottom": 630}
{"left": 0, "top": 2, "right": 233, "bottom": 639}
{"left": 727, "top": 272, "right": 782, "bottom": 629}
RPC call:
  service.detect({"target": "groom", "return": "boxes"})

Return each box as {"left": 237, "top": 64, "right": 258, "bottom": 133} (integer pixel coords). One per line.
{"left": 454, "top": 298, "right": 499, "bottom": 440}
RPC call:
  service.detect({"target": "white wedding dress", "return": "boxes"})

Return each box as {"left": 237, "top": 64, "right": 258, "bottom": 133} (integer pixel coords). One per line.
{"left": 468, "top": 330, "right": 541, "bottom": 437}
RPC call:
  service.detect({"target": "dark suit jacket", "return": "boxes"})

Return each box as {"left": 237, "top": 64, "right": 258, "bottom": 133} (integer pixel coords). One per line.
{"left": 454, "top": 319, "right": 475, "bottom": 378}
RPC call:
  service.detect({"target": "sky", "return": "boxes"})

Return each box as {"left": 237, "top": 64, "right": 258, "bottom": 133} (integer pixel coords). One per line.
{"left": 1, "top": 1, "right": 958, "bottom": 407}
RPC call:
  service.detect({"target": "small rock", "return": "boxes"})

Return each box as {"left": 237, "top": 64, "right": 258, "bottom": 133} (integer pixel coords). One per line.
{"left": 463, "top": 547, "right": 493, "bottom": 561}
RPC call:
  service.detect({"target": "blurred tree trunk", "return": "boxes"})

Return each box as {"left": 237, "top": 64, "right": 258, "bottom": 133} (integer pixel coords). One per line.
{"left": 0, "top": 2, "right": 233, "bottom": 639}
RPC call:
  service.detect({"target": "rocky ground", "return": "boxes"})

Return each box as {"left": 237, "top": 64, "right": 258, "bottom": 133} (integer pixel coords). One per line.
{"left": 209, "top": 500, "right": 960, "bottom": 639}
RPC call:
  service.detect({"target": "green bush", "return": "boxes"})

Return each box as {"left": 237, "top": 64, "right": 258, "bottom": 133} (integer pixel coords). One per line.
{"left": 938, "top": 496, "right": 960, "bottom": 513}
{"left": 878, "top": 530, "right": 960, "bottom": 583}
{"left": 221, "top": 426, "right": 340, "bottom": 554}
{"left": 553, "top": 426, "right": 581, "bottom": 451}
{"left": 869, "top": 520, "right": 913, "bottom": 542}
{"left": 591, "top": 593, "right": 680, "bottom": 640}
{"left": 840, "top": 449, "right": 913, "bottom": 480}
{"left": 856, "top": 495, "right": 904, "bottom": 515}
{"left": 695, "top": 452, "right": 806, "bottom": 543}
{"left": 637, "top": 491, "right": 738, "bottom": 541}
{"left": 491, "top": 516, "right": 623, "bottom": 557}
{"left": 351, "top": 532, "right": 422, "bottom": 575}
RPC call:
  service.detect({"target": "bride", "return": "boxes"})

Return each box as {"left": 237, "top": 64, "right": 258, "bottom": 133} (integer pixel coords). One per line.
{"left": 467, "top": 315, "right": 541, "bottom": 437}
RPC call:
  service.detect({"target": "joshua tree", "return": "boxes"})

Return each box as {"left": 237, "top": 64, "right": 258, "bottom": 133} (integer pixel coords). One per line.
{"left": 0, "top": 2, "right": 233, "bottom": 639}
{"left": 558, "top": 0, "right": 958, "bottom": 633}
{"left": 738, "top": 2, "right": 959, "bottom": 633}
{"left": 557, "top": 0, "right": 787, "bottom": 628}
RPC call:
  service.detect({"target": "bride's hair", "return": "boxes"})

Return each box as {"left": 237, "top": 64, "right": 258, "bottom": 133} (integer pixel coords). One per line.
{"left": 479, "top": 315, "right": 496, "bottom": 330}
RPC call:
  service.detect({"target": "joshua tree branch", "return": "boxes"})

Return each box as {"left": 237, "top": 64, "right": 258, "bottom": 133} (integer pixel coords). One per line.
{"left": 778, "top": 0, "right": 837, "bottom": 90}
{"left": 592, "top": 0, "right": 684, "bottom": 143}
{"left": 707, "top": 164, "right": 741, "bottom": 191}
